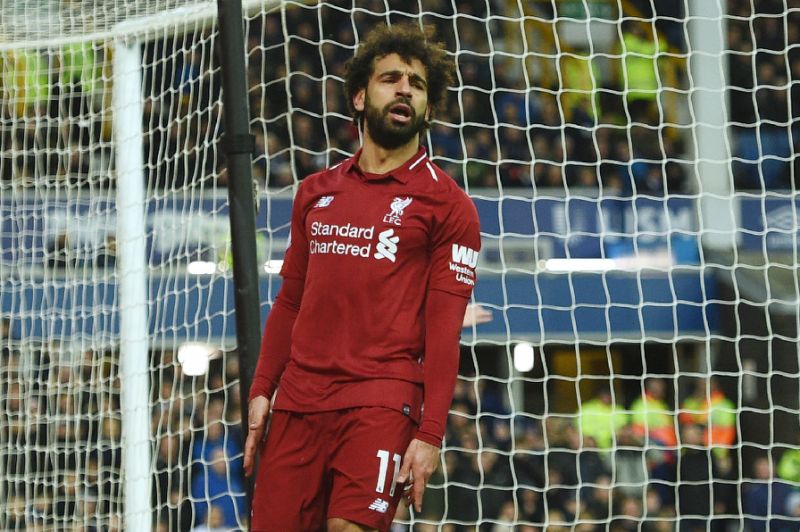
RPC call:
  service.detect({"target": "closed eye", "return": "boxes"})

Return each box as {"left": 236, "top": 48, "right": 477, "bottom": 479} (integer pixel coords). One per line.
{"left": 378, "top": 71, "right": 428, "bottom": 90}
{"left": 410, "top": 76, "right": 427, "bottom": 90}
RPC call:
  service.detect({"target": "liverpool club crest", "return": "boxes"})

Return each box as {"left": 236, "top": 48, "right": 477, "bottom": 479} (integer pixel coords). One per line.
{"left": 383, "top": 197, "right": 413, "bottom": 226}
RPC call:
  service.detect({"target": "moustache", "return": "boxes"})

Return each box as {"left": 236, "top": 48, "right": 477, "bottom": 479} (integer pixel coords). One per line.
{"left": 385, "top": 98, "right": 416, "bottom": 117}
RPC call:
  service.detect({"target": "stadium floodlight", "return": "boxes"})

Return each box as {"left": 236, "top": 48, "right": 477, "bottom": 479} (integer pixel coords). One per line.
{"left": 263, "top": 259, "right": 284, "bottom": 274}
{"left": 187, "top": 260, "right": 219, "bottom": 275}
{"left": 540, "top": 252, "right": 674, "bottom": 273}
{"left": 540, "top": 258, "right": 618, "bottom": 273}
{"left": 177, "top": 342, "right": 219, "bottom": 376}
{"left": 513, "top": 342, "right": 535, "bottom": 373}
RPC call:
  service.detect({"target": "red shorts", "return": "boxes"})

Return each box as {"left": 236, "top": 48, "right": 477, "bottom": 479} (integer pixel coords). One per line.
{"left": 251, "top": 407, "right": 417, "bottom": 532}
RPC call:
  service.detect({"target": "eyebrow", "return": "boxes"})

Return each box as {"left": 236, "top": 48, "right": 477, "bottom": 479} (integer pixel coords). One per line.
{"left": 378, "top": 69, "right": 428, "bottom": 89}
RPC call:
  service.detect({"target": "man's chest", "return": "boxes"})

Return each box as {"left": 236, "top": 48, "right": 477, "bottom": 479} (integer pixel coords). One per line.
{"left": 304, "top": 187, "right": 434, "bottom": 264}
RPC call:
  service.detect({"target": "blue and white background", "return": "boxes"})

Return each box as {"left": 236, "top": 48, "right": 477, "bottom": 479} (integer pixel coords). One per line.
{"left": 2, "top": 194, "right": 791, "bottom": 344}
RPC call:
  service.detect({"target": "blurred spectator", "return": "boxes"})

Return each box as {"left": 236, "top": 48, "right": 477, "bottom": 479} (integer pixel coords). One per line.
{"left": 46, "top": 233, "right": 73, "bottom": 269}
{"left": 479, "top": 450, "right": 515, "bottom": 523}
{"left": 742, "top": 456, "right": 796, "bottom": 532}
{"left": 2, "top": 49, "right": 50, "bottom": 116}
{"left": 579, "top": 385, "right": 629, "bottom": 451}
{"left": 617, "top": 21, "right": 667, "bottom": 125}
{"left": 154, "top": 432, "right": 190, "bottom": 522}
{"left": 190, "top": 435, "right": 245, "bottom": 529}
{"left": 777, "top": 441, "right": 800, "bottom": 484}
{"left": 612, "top": 424, "right": 648, "bottom": 500}
{"left": 676, "top": 423, "right": 716, "bottom": 532}
{"left": 727, "top": 23, "right": 756, "bottom": 127}
{"left": 629, "top": 378, "right": 677, "bottom": 504}
{"left": 583, "top": 473, "right": 612, "bottom": 524}
{"left": 191, "top": 396, "right": 243, "bottom": 478}
{"left": 491, "top": 500, "right": 516, "bottom": 532}
{"left": 191, "top": 397, "right": 244, "bottom": 527}
{"left": 188, "top": 502, "right": 228, "bottom": 532}
{"left": 517, "top": 486, "right": 545, "bottom": 526}
{"left": 559, "top": 48, "right": 601, "bottom": 124}
{"left": 630, "top": 378, "right": 677, "bottom": 448}
{"left": 679, "top": 377, "right": 736, "bottom": 460}
{"left": 511, "top": 418, "right": 545, "bottom": 489}
{"left": 93, "top": 234, "right": 117, "bottom": 269}
{"left": 610, "top": 496, "right": 644, "bottom": 532}
{"left": 444, "top": 442, "right": 480, "bottom": 527}
{"left": 734, "top": 60, "right": 792, "bottom": 189}
{"left": 463, "top": 129, "right": 498, "bottom": 188}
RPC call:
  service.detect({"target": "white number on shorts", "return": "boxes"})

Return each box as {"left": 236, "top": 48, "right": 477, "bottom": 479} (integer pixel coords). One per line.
{"left": 375, "top": 450, "right": 402, "bottom": 496}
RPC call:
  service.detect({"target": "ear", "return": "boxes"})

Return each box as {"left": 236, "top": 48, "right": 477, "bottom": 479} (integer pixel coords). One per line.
{"left": 353, "top": 88, "right": 365, "bottom": 112}
{"left": 425, "top": 104, "right": 431, "bottom": 121}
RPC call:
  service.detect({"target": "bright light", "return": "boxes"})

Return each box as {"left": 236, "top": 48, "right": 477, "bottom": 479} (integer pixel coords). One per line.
{"left": 540, "top": 253, "right": 674, "bottom": 273}
{"left": 513, "top": 342, "right": 535, "bottom": 372}
{"left": 187, "top": 260, "right": 218, "bottom": 275}
{"left": 540, "top": 258, "right": 617, "bottom": 273}
{"left": 177, "top": 342, "right": 217, "bottom": 376}
{"left": 263, "top": 259, "right": 284, "bottom": 274}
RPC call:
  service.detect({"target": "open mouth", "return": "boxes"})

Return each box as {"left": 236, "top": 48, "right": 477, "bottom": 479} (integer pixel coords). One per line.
{"left": 388, "top": 103, "right": 413, "bottom": 123}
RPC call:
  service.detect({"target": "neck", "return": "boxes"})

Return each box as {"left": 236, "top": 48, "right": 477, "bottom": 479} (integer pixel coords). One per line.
{"left": 357, "top": 133, "right": 419, "bottom": 174}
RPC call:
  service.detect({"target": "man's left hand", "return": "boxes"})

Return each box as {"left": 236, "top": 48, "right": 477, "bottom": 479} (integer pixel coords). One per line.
{"left": 397, "top": 438, "right": 439, "bottom": 513}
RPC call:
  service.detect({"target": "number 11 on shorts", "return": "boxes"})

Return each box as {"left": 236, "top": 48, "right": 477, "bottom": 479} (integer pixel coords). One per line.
{"left": 375, "top": 450, "right": 402, "bottom": 496}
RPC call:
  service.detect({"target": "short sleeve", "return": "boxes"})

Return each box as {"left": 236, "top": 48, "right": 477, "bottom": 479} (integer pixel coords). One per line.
{"left": 428, "top": 194, "right": 481, "bottom": 298}
{"left": 279, "top": 183, "right": 310, "bottom": 280}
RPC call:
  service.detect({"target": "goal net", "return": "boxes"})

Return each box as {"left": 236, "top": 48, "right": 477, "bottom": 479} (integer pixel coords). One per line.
{"left": 0, "top": 1, "right": 264, "bottom": 530}
{"left": 1, "top": 0, "right": 799, "bottom": 530}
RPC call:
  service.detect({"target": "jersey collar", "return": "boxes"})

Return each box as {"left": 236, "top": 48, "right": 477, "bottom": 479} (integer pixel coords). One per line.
{"left": 344, "top": 146, "right": 429, "bottom": 184}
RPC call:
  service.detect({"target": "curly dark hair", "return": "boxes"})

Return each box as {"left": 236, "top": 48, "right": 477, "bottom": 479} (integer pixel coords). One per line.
{"left": 343, "top": 23, "right": 455, "bottom": 128}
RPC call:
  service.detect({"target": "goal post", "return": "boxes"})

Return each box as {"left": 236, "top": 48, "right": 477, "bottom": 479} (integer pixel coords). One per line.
{"left": 112, "top": 32, "right": 150, "bottom": 531}
{"left": 214, "top": 0, "right": 262, "bottom": 511}
{"left": 687, "top": 0, "right": 737, "bottom": 253}
{"left": 1, "top": 1, "right": 275, "bottom": 530}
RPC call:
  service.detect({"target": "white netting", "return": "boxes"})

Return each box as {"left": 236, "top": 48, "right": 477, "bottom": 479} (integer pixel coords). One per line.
{"left": 0, "top": 1, "right": 218, "bottom": 46}
{"left": 0, "top": 1, "right": 267, "bottom": 530}
{"left": 2, "top": 0, "right": 800, "bottom": 530}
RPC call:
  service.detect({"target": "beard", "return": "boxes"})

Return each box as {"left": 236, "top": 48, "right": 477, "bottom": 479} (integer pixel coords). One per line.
{"left": 363, "top": 96, "right": 427, "bottom": 150}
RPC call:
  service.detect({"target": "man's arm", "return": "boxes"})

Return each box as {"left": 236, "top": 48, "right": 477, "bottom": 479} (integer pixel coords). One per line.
{"left": 398, "top": 188, "right": 481, "bottom": 511}
{"left": 397, "top": 288, "right": 468, "bottom": 511}
{"left": 244, "top": 178, "right": 312, "bottom": 477}
{"left": 248, "top": 277, "right": 304, "bottom": 401}
{"left": 243, "top": 277, "right": 304, "bottom": 477}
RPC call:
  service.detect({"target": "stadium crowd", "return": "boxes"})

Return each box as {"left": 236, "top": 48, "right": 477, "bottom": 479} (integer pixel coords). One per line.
{"left": 726, "top": 0, "right": 800, "bottom": 191}
{"left": 2, "top": 335, "right": 800, "bottom": 530}
{"left": 3, "top": 0, "right": 797, "bottom": 194}
{"left": 393, "top": 375, "right": 800, "bottom": 532}
{"left": 250, "top": 1, "right": 692, "bottom": 195}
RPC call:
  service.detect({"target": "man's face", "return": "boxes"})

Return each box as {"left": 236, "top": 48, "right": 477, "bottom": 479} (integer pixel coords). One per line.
{"left": 354, "top": 53, "right": 430, "bottom": 149}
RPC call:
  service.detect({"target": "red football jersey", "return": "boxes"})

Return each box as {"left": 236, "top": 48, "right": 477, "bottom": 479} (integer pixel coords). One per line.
{"left": 272, "top": 147, "right": 481, "bottom": 425}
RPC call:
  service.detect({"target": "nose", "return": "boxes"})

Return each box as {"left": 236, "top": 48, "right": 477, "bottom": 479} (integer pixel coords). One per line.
{"left": 396, "top": 75, "right": 412, "bottom": 97}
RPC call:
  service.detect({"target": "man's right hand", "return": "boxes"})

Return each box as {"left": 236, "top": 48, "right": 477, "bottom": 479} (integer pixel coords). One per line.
{"left": 243, "top": 395, "right": 271, "bottom": 477}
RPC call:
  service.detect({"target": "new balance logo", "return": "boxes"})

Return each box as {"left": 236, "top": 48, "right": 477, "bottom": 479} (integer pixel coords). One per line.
{"left": 451, "top": 244, "right": 479, "bottom": 268}
{"left": 374, "top": 229, "right": 399, "bottom": 262}
{"left": 368, "top": 498, "right": 390, "bottom": 513}
{"left": 314, "top": 195, "right": 334, "bottom": 208}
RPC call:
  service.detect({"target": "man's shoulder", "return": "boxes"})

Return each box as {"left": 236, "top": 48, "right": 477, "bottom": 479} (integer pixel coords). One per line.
{"left": 437, "top": 173, "right": 478, "bottom": 222}
{"left": 420, "top": 159, "right": 457, "bottom": 189}
{"left": 297, "top": 158, "right": 353, "bottom": 195}
{"left": 302, "top": 159, "right": 349, "bottom": 184}
{"left": 419, "top": 160, "right": 473, "bottom": 205}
